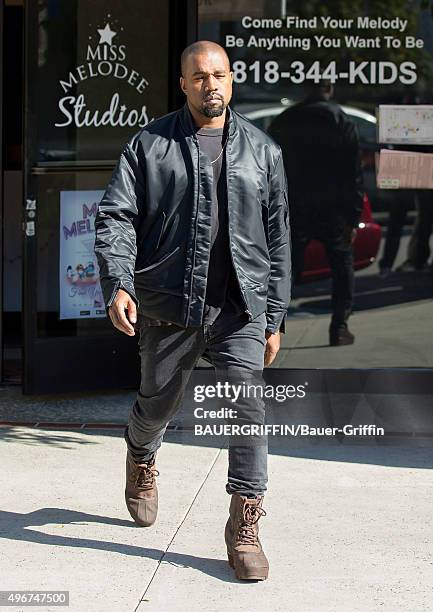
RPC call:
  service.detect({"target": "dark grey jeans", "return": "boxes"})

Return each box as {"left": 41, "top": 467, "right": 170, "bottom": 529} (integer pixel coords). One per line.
{"left": 124, "top": 304, "right": 268, "bottom": 497}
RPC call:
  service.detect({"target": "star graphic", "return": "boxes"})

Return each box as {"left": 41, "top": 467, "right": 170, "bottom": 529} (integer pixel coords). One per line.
{"left": 97, "top": 23, "right": 117, "bottom": 45}
{"left": 120, "top": 105, "right": 126, "bottom": 112}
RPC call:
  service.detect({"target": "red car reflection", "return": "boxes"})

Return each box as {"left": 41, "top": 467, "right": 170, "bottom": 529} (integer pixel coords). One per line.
{"left": 300, "top": 194, "right": 381, "bottom": 281}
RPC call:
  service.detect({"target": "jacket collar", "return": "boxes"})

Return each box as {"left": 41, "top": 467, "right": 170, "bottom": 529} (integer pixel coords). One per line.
{"left": 179, "top": 101, "right": 236, "bottom": 139}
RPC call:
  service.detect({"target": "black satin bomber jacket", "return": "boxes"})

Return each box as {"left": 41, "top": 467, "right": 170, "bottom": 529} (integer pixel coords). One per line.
{"left": 94, "top": 102, "right": 291, "bottom": 334}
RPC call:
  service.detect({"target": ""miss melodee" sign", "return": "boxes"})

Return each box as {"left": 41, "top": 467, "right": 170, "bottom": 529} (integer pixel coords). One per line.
{"left": 55, "top": 20, "right": 153, "bottom": 129}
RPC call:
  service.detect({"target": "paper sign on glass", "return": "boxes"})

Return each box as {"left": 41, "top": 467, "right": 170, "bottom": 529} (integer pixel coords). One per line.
{"left": 376, "top": 149, "right": 433, "bottom": 189}
{"left": 59, "top": 190, "right": 106, "bottom": 320}
{"left": 378, "top": 105, "right": 433, "bottom": 145}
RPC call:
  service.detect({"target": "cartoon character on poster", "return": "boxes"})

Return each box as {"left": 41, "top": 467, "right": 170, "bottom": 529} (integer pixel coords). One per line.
{"left": 59, "top": 190, "right": 106, "bottom": 319}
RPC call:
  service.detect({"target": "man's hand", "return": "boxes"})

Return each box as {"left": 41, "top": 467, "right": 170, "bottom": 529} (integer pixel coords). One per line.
{"left": 108, "top": 289, "right": 137, "bottom": 336}
{"left": 264, "top": 330, "right": 280, "bottom": 366}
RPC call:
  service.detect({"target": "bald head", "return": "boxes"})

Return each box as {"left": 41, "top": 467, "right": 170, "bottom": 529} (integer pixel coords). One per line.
{"left": 180, "top": 40, "right": 230, "bottom": 77}
{"left": 179, "top": 40, "right": 233, "bottom": 124}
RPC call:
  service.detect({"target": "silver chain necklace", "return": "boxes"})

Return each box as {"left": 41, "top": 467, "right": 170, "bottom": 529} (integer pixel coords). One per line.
{"left": 210, "top": 135, "right": 228, "bottom": 164}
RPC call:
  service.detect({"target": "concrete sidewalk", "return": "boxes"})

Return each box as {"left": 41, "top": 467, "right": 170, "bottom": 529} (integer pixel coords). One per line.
{"left": 1, "top": 423, "right": 433, "bottom": 611}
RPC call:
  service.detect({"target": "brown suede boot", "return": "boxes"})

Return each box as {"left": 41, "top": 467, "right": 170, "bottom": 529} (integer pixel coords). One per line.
{"left": 224, "top": 494, "right": 269, "bottom": 580}
{"left": 329, "top": 323, "right": 355, "bottom": 346}
{"left": 125, "top": 450, "right": 159, "bottom": 527}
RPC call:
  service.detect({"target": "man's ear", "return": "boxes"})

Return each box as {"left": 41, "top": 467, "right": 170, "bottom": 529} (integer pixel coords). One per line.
{"left": 180, "top": 76, "right": 186, "bottom": 94}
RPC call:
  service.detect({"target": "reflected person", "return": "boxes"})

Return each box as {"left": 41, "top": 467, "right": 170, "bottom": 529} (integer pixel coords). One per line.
{"left": 268, "top": 80, "right": 363, "bottom": 345}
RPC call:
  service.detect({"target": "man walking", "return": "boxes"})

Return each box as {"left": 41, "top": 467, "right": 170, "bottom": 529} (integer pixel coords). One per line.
{"left": 268, "top": 81, "right": 363, "bottom": 345}
{"left": 94, "top": 40, "right": 291, "bottom": 581}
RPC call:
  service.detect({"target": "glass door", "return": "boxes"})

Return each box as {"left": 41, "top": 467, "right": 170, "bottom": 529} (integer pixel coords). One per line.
{"left": 22, "top": 0, "right": 177, "bottom": 393}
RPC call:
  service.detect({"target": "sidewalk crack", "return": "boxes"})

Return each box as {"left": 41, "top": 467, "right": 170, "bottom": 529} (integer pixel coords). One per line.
{"left": 134, "top": 446, "right": 224, "bottom": 610}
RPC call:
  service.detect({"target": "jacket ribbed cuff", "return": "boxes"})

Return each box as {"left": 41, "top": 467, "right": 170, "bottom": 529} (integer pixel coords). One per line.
{"left": 265, "top": 311, "right": 286, "bottom": 334}
{"left": 104, "top": 279, "right": 139, "bottom": 315}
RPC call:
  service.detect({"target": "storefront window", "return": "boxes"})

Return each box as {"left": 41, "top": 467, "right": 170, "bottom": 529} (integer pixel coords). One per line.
{"left": 199, "top": 0, "right": 433, "bottom": 368}
{"left": 31, "top": 0, "right": 169, "bottom": 162}
{"left": 25, "top": 0, "right": 171, "bottom": 338}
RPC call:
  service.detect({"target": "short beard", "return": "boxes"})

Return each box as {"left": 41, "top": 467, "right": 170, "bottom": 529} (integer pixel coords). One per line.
{"left": 201, "top": 99, "right": 225, "bottom": 118}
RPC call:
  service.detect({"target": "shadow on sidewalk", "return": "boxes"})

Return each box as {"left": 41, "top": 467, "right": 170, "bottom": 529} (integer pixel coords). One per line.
{"left": 0, "top": 507, "right": 240, "bottom": 583}
{"left": 294, "top": 269, "right": 433, "bottom": 315}
{"left": 1, "top": 424, "right": 433, "bottom": 471}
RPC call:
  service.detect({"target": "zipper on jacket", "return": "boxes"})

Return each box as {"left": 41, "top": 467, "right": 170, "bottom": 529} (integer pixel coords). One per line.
{"left": 232, "top": 259, "right": 253, "bottom": 321}
{"left": 185, "top": 134, "right": 201, "bottom": 327}
{"left": 224, "top": 141, "right": 253, "bottom": 322}
{"left": 106, "top": 279, "right": 121, "bottom": 308}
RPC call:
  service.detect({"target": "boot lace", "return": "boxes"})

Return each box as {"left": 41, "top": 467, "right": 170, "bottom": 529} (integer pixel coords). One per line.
{"left": 236, "top": 499, "right": 267, "bottom": 546}
{"left": 132, "top": 460, "right": 159, "bottom": 490}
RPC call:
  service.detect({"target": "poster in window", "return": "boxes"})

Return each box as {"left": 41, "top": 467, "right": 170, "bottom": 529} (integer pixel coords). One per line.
{"left": 59, "top": 190, "right": 105, "bottom": 320}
